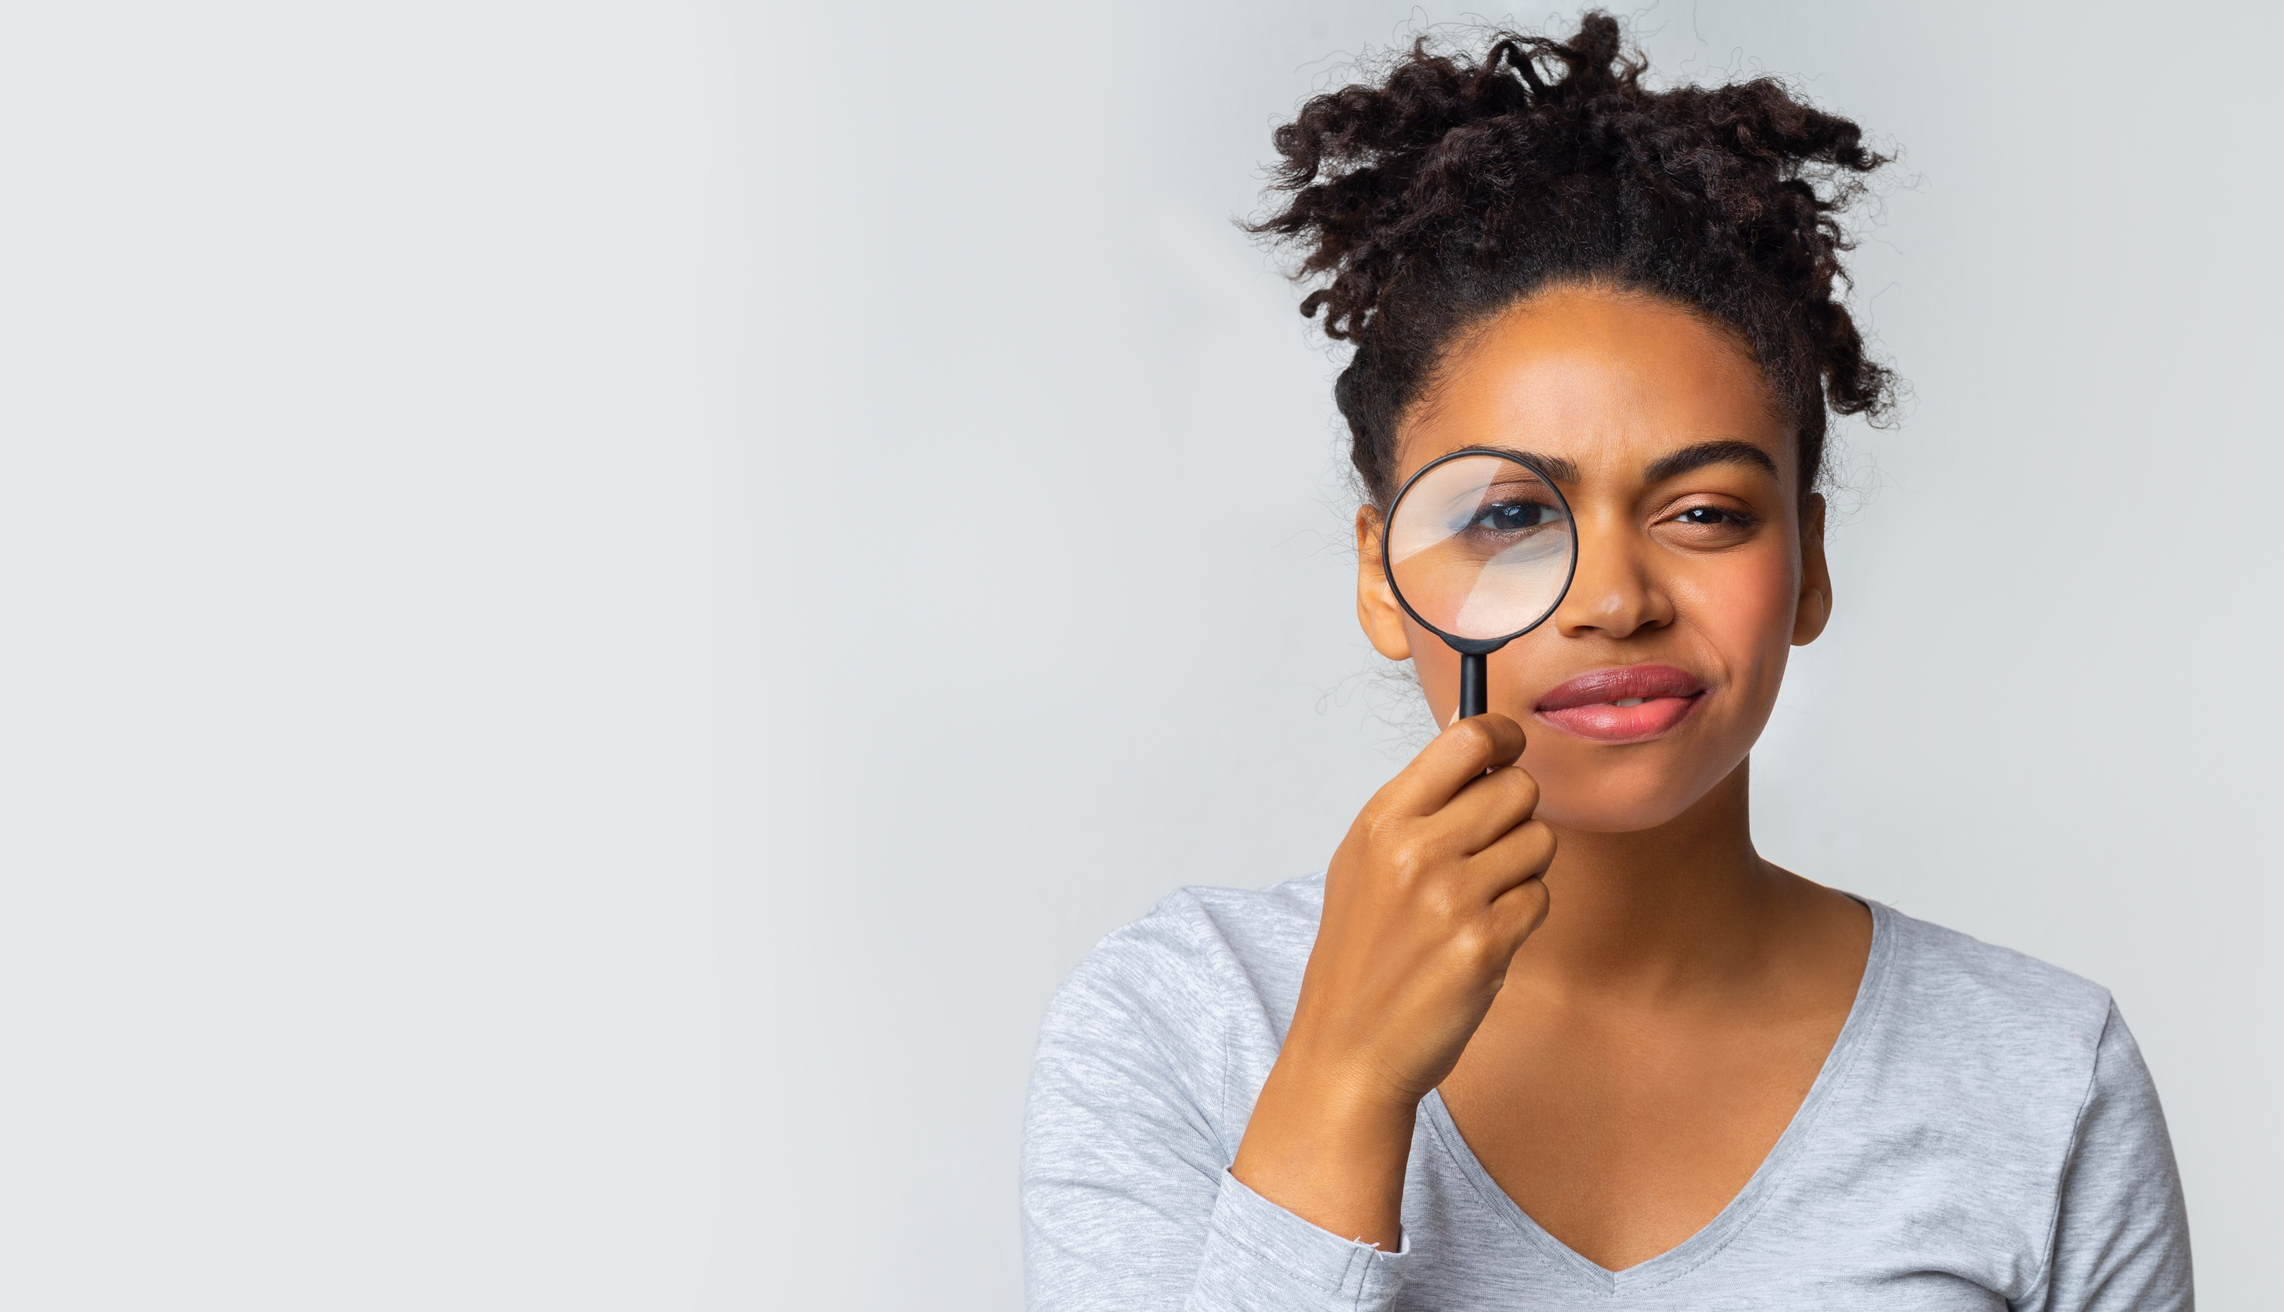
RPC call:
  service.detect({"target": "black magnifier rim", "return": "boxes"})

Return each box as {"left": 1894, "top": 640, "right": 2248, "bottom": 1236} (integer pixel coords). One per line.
{"left": 1379, "top": 446, "right": 1581, "bottom": 657}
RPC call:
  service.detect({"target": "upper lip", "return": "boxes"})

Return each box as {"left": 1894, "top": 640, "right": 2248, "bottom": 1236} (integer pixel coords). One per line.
{"left": 1534, "top": 664, "right": 1707, "bottom": 713}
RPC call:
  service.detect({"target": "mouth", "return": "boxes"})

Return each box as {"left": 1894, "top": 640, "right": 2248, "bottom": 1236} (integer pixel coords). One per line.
{"left": 1532, "top": 664, "right": 1708, "bottom": 743}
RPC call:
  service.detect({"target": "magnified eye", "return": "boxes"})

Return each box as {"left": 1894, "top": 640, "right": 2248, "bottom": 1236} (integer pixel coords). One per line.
{"left": 1385, "top": 451, "right": 1576, "bottom": 647}
{"left": 1466, "top": 497, "right": 1566, "bottom": 535}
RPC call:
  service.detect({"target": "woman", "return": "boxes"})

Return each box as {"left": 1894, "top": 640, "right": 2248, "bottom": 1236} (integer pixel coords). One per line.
{"left": 1021, "top": 15, "right": 2191, "bottom": 1309}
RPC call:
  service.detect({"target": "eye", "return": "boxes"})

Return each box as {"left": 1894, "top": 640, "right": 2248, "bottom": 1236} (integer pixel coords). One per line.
{"left": 1470, "top": 499, "right": 1562, "bottom": 533}
{"left": 1672, "top": 505, "right": 1752, "bottom": 528}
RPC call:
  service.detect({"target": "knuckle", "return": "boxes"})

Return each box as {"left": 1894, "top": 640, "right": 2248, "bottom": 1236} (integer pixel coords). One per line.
{"left": 1524, "top": 820, "right": 1557, "bottom": 864}
{"left": 1361, "top": 809, "right": 1407, "bottom": 847}
{"left": 1517, "top": 875, "right": 1552, "bottom": 915}
{"left": 1385, "top": 838, "right": 1436, "bottom": 885}
{"left": 1502, "top": 896, "right": 1549, "bottom": 943}
{"left": 1418, "top": 877, "right": 1464, "bottom": 922}
{"left": 1448, "top": 922, "right": 1494, "bottom": 967}
{"left": 1503, "top": 768, "right": 1540, "bottom": 814}
{"left": 1524, "top": 888, "right": 1553, "bottom": 932}
{"left": 1448, "top": 716, "right": 1495, "bottom": 757}
{"left": 1487, "top": 834, "right": 1546, "bottom": 881}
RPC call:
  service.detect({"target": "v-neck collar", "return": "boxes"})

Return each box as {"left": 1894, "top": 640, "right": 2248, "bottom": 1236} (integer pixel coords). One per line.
{"left": 1418, "top": 897, "right": 1898, "bottom": 1296}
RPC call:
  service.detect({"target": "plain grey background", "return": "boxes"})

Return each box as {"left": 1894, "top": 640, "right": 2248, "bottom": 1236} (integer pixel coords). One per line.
{"left": 0, "top": 1, "right": 2273, "bottom": 1308}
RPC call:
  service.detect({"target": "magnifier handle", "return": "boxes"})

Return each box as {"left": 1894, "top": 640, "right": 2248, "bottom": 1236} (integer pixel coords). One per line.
{"left": 1459, "top": 652, "right": 1487, "bottom": 721}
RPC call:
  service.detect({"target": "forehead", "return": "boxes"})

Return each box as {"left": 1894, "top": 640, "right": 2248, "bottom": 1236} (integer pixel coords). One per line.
{"left": 1397, "top": 286, "right": 1789, "bottom": 484}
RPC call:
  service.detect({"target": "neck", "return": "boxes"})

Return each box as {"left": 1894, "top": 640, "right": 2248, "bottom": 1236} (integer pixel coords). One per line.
{"left": 1512, "top": 758, "right": 1796, "bottom": 999}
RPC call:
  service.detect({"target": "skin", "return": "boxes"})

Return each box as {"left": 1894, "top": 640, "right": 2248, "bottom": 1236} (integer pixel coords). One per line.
{"left": 1228, "top": 283, "right": 1874, "bottom": 1270}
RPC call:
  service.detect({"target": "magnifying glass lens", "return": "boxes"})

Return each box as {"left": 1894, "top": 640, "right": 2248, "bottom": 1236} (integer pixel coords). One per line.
{"left": 1385, "top": 454, "right": 1573, "bottom": 642}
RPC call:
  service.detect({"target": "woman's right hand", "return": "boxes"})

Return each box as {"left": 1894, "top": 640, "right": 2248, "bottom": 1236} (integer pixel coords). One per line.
{"left": 1229, "top": 713, "right": 1555, "bottom": 1247}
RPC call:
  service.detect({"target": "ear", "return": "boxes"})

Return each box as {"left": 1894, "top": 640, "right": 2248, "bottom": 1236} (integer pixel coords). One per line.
{"left": 1356, "top": 503, "right": 1413, "bottom": 661}
{"left": 1792, "top": 492, "right": 1832, "bottom": 646}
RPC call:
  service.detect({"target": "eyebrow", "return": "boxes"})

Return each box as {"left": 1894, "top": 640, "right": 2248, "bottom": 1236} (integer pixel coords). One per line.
{"left": 1474, "top": 447, "right": 1584, "bottom": 484}
{"left": 1466, "top": 441, "right": 1774, "bottom": 487}
{"left": 1641, "top": 439, "right": 1779, "bottom": 485}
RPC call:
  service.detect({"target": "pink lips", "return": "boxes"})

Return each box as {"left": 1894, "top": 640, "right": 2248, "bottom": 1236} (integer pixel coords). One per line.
{"left": 1533, "top": 664, "right": 1707, "bottom": 743}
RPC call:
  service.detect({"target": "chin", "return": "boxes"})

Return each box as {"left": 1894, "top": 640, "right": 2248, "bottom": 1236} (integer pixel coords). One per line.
{"left": 1535, "top": 792, "right": 1699, "bottom": 833}
{"left": 1529, "top": 752, "right": 1741, "bottom": 833}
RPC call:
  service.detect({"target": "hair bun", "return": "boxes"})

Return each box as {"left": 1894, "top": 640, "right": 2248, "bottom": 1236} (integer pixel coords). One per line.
{"left": 1249, "top": 11, "right": 1896, "bottom": 505}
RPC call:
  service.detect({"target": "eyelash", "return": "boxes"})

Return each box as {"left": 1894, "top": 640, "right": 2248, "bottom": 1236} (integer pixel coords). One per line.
{"left": 1670, "top": 505, "right": 1757, "bottom": 529}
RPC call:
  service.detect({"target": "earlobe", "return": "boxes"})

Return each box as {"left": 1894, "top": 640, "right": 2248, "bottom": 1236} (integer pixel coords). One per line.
{"left": 1355, "top": 505, "right": 1414, "bottom": 661}
{"left": 1791, "top": 492, "right": 1833, "bottom": 646}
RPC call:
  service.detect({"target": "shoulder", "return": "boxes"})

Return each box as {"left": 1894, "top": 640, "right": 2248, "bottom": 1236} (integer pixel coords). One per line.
{"left": 1875, "top": 904, "right": 2115, "bottom": 1053}
{"left": 1873, "top": 905, "right": 2172, "bottom": 1134}
{"left": 1849, "top": 903, "right": 2125, "bottom": 1158}
{"left": 1038, "top": 873, "right": 1325, "bottom": 1047}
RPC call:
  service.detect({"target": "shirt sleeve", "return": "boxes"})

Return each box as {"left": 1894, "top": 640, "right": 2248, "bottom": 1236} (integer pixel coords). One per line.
{"left": 2029, "top": 1000, "right": 2193, "bottom": 1312}
{"left": 1020, "top": 913, "right": 1410, "bottom": 1311}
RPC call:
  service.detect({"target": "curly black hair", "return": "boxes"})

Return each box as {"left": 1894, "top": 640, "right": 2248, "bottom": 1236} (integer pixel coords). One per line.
{"left": 1249, "top": 13, "right": 1896, "bottom": 507}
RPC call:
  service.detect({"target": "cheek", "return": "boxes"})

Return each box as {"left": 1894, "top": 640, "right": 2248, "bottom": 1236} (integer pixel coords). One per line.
{"left": 1680, "top": 544, "right": 1800, "bottom": 703}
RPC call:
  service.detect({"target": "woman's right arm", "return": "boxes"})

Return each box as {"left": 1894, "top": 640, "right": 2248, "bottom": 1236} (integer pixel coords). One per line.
{"left": 1230, "top": 713, "right": 1553, "bottom": 1249}
{"left": 1022, "top": 716, "right": 1552, "bottom": 1310}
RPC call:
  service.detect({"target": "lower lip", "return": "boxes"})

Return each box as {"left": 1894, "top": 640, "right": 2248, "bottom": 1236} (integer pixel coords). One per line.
{"left": 1535, "top": 694, "right": 1703, "bottom": 743}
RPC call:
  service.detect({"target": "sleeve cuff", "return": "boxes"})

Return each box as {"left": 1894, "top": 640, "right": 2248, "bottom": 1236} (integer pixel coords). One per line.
{"left": 1192, "top": 1170, "right": 1409, "bottom": 1310}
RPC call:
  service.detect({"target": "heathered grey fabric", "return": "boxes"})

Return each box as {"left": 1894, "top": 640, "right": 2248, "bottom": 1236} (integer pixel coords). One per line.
{"left": 1021, "top": 874, "right": 2191, "bottom": 1310}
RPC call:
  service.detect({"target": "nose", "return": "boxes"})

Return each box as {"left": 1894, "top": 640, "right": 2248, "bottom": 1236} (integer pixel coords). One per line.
{"left": 1552, "top": 514, "right": 1673, "bottom": 641}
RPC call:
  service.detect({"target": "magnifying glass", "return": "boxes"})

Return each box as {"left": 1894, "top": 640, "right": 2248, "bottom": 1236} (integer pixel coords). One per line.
{"left": 1382, "top": 449, "right": 1579, "bottom": 721}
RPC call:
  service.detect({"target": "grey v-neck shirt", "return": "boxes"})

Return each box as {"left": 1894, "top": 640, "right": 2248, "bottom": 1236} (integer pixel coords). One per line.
{"left": 1021, "top": 875, "right": 2191, "bottom": 1310}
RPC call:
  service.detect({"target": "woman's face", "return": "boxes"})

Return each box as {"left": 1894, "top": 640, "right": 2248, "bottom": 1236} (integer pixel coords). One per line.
{"left": 1356, "top": 284, "right": 1830, "bottom": 833}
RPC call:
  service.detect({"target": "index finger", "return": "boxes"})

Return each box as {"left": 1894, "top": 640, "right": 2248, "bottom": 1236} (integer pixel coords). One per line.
{"left": 1375, "top": 714, "right": 1526, "bottom": 817}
